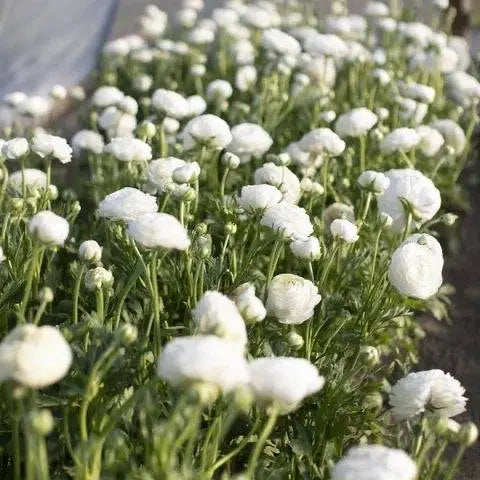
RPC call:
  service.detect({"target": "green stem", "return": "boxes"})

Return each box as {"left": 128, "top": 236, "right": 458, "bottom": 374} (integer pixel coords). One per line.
{"left": 73, "top": 265, "right": 86, "bottom": 324}
{"left": 246, "top": 407, "right": 279, "bottom": 479}
{"left": 19, "top": 244, "right": 43, "bottom": 322}
{"left": 95, "top": 288, "right": 104, "bottom": 322}
{"left": 444, "top": 444, "right": 467, "bottom": 480}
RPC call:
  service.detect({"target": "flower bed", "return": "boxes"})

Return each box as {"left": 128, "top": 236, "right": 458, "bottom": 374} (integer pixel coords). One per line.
{"left": 0, "top": 1, "right": 478, "bottom": 479}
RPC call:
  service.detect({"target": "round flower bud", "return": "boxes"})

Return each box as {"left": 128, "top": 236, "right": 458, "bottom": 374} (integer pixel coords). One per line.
{"left": 47, "top": 185, "right": 58, "bottom": 201}
{"left": 358, "top": 170, "right": 390, "bottom": 194}
{"left": 38, "top": 287, "right": 54, "bottom": 304}
{"left": 194, "top": 223, "right": 208, "bottom": 235}
{"left": 363, "top": 392, "right": 383, "bottom": 411}
{"left": 29, "top": 409, "right": 55, "bottom": 436}
{"left": 116, "top": 324, "right": 138, "bottom": 345}
{"left": 232, "top": 386, "right": 254, "bottom": 414}
{"left": 441, "top": 213, "right": 458, "bottom": 226}
{"left": 379, "top": 212, "right": 393, "bottom": 228}
{"left": 79, "top": 240, "right": 103, "bottom": 263}
{"left": 84, "top": 267, "right": 114, "bottom": 291}
{"left": 360, "top": 346, "right": 380, "bottom": 366}
{"left": 225, "top": 222, "right": 237, "bottom": 235}
{"left": 287, "top": 331, "right": 304, "bottom": 350}
{"left": 459, "top": 423, "right": 479, "bottom": 446}
{"left": 231, "top": 283, "right": 266, "bottom": 324}
{"left": 222, "top": 152, "right": 240, "bottom": 169}
{"left": 137, "top": 120, "right": 157, "bottom": 139}
{"left": 28, "top": 211, "right": 69, "bottom": 247}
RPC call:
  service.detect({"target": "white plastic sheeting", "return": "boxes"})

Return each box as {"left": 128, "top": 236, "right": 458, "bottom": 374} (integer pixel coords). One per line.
{"left": 0, "top": 0, "right": 118, "bottom": 98}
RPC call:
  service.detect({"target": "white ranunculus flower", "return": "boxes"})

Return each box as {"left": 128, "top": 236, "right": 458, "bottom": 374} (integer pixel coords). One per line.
{"left": 364, "top": 1, "right": 390, "bottom": 17}
{"left": 4, "top": 91, "right": 27, "bottom": 107}
{"left": 330, "top": 219, "right": 359, "bottom": 243}
{"left": 334, "top": 107, "right": 378, "bottom": 138}
{"left": 78, "top": 240, "right": 103, "bottom": 263}
{"left": 140, "top": 5, "right": 167, "bottom": 38}
{"left": 390, "top": 369, "right": 467, "bottom": 420}
{"left": 304, "top": 33, "right": 348, "bottom": 58}
{"left": 372, "top": 68, "right": 391, "bottom": 85}
{"left": 380, "top": 128, "right": 421, "bottom": 154}
{"left": 91, "top": 86, "right": 124, "bottom": 108}
{"left": 192, "top": 291, "right": 247, "bottom": 348}
{"left": 446, "top": 71, "right": 480, "bottom": 108}
{"left": 84, "top": 267, "right": 114, "bottom": 291}
{"left": 266, "top": 273, "right": 321, "bottom": 324}
{"left": 31, "top": 133, "right": 72, "bottom": 164}
{"left": 8, "top": 169, "right": 47, "bottom": 196}
{"left": 206, "top": 79, "right": 233, "bottom": 102}
{"left": 396, "top": 97, "right": 428, "bottom": 126}
{"left": 189, "top": 27, "right": 215, "bottom": 45}
{"left": 377, "top": 169, "right": 441, "bottom": 231}
{"left": 289, "top": 236, "right": 321, "bottom": 260}
{"left": 398, "top": 81, "right": 436, "bottom": 104}
{"left": 242, "top": 5, "right": 281, "bottom": 29}
{"left": 17, "top": 95, "right": 51, "bottom": 118}
{"left": 298, "top": 128, "right": 346, "bottom": 157}
{"left": 104, "top": 137, "right": 152, "bottom": 162}
{"left": 71, "top": 130, "right": 105, "bottom": 157}
{"left": 127, "top": 213, "right": 190, "bottom": 250}
{"left": 28, "top": 211, "right": 69, "bottom": 246}
{"left": 147, "top": 157, "right": 186, "bottom": 194}
{"left": 261, "top": 28, "right": 301, "bottom": 57}
{"left": 235, "top": 65, "right": 257, "bottom": 92}
{"left": 186, "top": 95, "right": 207, "bottom": 117}
{"left": 401, "top": 233, "right": 443, "bottom": 267}
{"left": 228, "top": 123, "right": 273, "bottom": 162}
{"left": 0, "top": 325, "right": 72, "bottom": 388}
{"left": 332, "top": 445, "right": 417, "bottom": 480}
{"left": 157, "top": 335, "right": 249, "bottom": 394}
{"left": 358, "top": 170, "right": 390, "bottom": 194}
{"left": 172, "top": 162, "right": 201, "bottom": 184}
{"left": 182, "top": 114, "right": 232, "bottom": 150}
{"left": 388, "top": 241, "right": 443, "bottom": 299}
{"left": 415, "top": 126, "right": 445, "bottom": 157}
{"left": 248, "top": 357, "right": 325, "bottom": 413}
{"left": 97, "top": 187, "right": 158, "bottom": 221}
{"left": 430, "top": 119, "right": 466, "bottom": 155}
{"left": 2, "top": 138, "right": 29, "bottom": 160}
{"left": 231, "top": 283, "right": 266, "bottom": 323}
{"left": 254, "top": 162, "right": 301, "bottom": 204}
{"left": 152, "top": 89, "right": 190, "bottom": 119}
{"left": 98, "top": 106, "right": 137, "bottom": 139}
{"left": 238, "top": 184, "right": 282, "bottom": 211}
{"left": 261, "top": 202, "right": 313, "bottom": 240}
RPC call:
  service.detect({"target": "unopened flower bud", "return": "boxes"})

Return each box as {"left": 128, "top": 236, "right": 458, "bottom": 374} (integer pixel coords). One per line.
{"left": 11, "top": 198, "right": 25, "bottom": 211}
{"left": 190, "top": 381, "right": 219, "bottom": 405}
{"left": 300, "top": 178, "right": 313, "bottom": 192}
{"left": 459, "top": 422, "right": 479, "bottom": 446}
{"left": 29, "top": 409, "right": 54, "bottom": 436}
{"left": 360, "top": 346, "right": 380, "bottom": 366}
{"left": 116, "top": 323, "right": 138, "bottom": 345}
{"left": 232, "top": 386, "right": 254, "bottom": 413}
{"left": 47, "top": 184, "right": 58, "bottom": 200}
{"left": 430, "top": 415, "right": 450, "bottom": 436}
{"left": 363, "top": 392, "right": 383, "bottom": 410}
{"left": 379, "top": 212, "right": 393, "bottom": 228}
{"left": 287, "top": 331, "right": 304, "bottom": 350}
{"left": 441, "top": 213, "right": 458, "bottom": 226}
{"left": 38, "top": 287, "right": 54, "bottom": 303}
{"left": 72, "top": 201, "right": 82, "bottom": 215}
{"left": 225, "top": 222, "right": 237, "bottom": 235}
{"left": 79, "top": 240, "right": 103, "bottom": 263}
{"left": 137, "top": 121, "right": 157, "bottom": 139}
{"left": 84, "top": 267, "right": 114, "bottom": 291}
{"left": 194, "top": 223, "right": 208, "bottom": 235}
{"left": 222, "top": 152, "right": 240, "bottom": 169}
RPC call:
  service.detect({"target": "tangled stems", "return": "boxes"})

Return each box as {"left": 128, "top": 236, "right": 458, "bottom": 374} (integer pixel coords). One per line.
{"left": 246, "top": 406, "right": 280, "bottom": 479}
